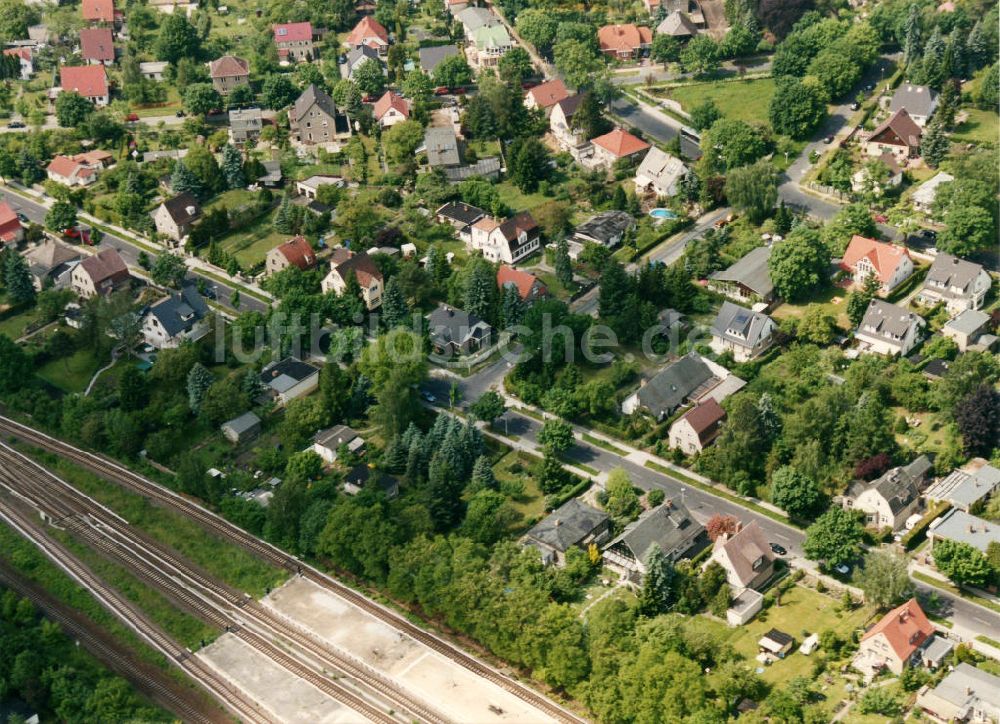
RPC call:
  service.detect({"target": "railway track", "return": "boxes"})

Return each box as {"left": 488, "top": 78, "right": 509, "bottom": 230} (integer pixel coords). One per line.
{"left": 0, "top": 441, "right": 446, "bottom": 724}
{"left": 0, "top": 414, "right": 586, "bottom": 724}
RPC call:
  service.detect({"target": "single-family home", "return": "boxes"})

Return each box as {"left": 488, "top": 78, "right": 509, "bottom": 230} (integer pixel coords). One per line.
{"left": 497, "top": 265, "right": 548, "bottom": 304}
{"left": 916, "top": 253, "right": 991, "bottom": 313}
{"left": 916, "top": 663, "right": 1000, "bottom": 724}
{"left": 549, "top": 94, "right": 587, "bottom": 152}
{"left": 469, "top": 212, "right": 541, "bottom": 265}
{"left": 522, "top": 498, "right": 611, "bottom": 566}
{"left": 840, "top": 235, "right": 914, "bottom": 295}
{"left": 656, "top": 10, "right": 699, "bottom": 37}
{"left": 854, "top": 598, "right": 936, "bottom": 676}
{"left": 221, "top": 411, "right": 261, "bottom": 444}
{"left": 312, "top": 425, "right": 365, "bottom": 464}
{"left": 23, "top": 240, "right": 80, "bottom": 291}
{"left": 667, "top": 397, "right": 725, "bottom": 454}
{"left": 418, "top": 44, "right": 459, "bottom": 76}
{"left": 265, "top": 235, "right": 316, "bottom": 275}
{"left": 889, "top": 84, "right": 938, "bottom": 127}
{"left": 524, "top": 78, "right": 570, "bottom": 113}
{"left": 428, "top": 304, "right": 493, "bottom": 357}
{"left": 468, "top": 24, "right": 514, "bottom": 69}
{"left": 82, "top": 0, "right": 115, "bottom": 25}
{"left": 79, "top": 27, "right": 114, "bottom": 65}
{"left": 855, "top": 299, "right": 925, "bottom": 356}
{"left": 587, "top": 128, "right": 650, "bottom": 170}
{"left": 295, "top": 174, "right": 344, "bottom": 199}
{"left": 942, "top": 309, "right": 990, "bottom": 351}
{"left": 46, "top": 151, "right": 112, "bottom": 186}
{"left": 345, "top": 45, "right": 384, "bottom": 80}
{"left": 457, "top": 7, "right": 500, "bottom": 41}
{"left": 709, "top": 521, "right": 776, "bottom": 591}
{"left": 603, "top": 500, "right": 707, "bottom": 582}
{"left": 209, "top": 55, "right": 250, "bottom": 95}
{"left": 928, "top": 508, "right": 1000, "bottom": 556}
{"left": 151, "top": 192, "right": 201, "bottom": 244}
{"left": 0, "top": 201, "right": 23, "bottom": 245}
{"left": 708, "top": 246, "right": 775, "bottom": 303}
{"left": 71, "top": 247, "right": 130, "bottom": 298}
{"left": 436, "top": 201, "right": 486, "bottom": 242}
{"left": 141, "top": 284, "right": 210, "bottom": 349}
{"left": 2, "top": 47, "right": 33, "bottom": 80}
{"left": 345, "top": 16, "right": 389, "bottom": 55}
{"left": 372, "top": 91, "right": 409, "bottom": 128}
{"left": 289, "top": 84, "right": 351, "bottom": 144}
{"left": 843, "top": 455, "right": 932, "bottom": 530}
{"left": 321, "top": 251, "right": 384, "bottom": 310}
{"left": 59, "top": 64, "right": 109, "bottom": 105}
{"left": 912, "top": 172, "right": 954, "bottom": 214}
{"left": 138, "top": 61, "right": 168, "bottom": 81}
{"left": 924, "top": 464, "right": 1000, "bottom": 512}
{"left": 851, "top": 152, "right": 903, "bottom": 195}
{"left": 343, "top": 464, "right": 399, "bottom": 498}
{"left": 709, "top": 302, "right": 776, "bottom": 362}
{"left": 571, "top": 210, "right": 635, "bottom": 253}
{"left": 273, "top": 22, "right": 314, "bottom": 62}
{"left": 597, "top": 24, "right": 653, "bottom": 59}
{"left": 229, "top": 108, "right": 262, "bottom": 144}
{"left": 259, "top": 357, "right": 320, "bottom": 405}
{"left": 621, "top": 353, "right": 742, "bottom": 419}
{"left": 865, "top": 108, "right": 922, "bottom": 161}
{"left": 634, "top": 147, "right": 687, "bottom": 198}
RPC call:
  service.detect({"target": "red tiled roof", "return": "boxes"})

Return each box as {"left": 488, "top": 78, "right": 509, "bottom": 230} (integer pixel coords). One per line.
{"left": 335, "top": 252, "right": 382, "bottom": 287}
{"left": 497, "top": 265, "right": 546, "bottom": 301}
{"left": 679, "top": 398, "right": 725, "bottom": 437}
{"left": 273, "top": 22, "right": 313, "bottom": 44}
{"left": 861, "top": 598, "right": 934, "bottom": 662}
{"left": 526, "top": 79, "right": 569, "bottom": 109}
{"left": 591, "top": 128, "right": 650, "bottom": 157}
{"left": 597, "top": 24, "right": 652, "bottom": 53}
{"left": 3, "top": 47, "right": 31, "bottom": 62}
{"left": 47, "top": 155, "right": 84, "bottom": 178}
{"left": 0, "top": 201, "right": 20, "bottom": 241}
{"left": 372, "top": 91, "right": 409, "bottom": 120}
{"left": 273, "top": 235, "right": 316, "bottom": 270}
{"left": 840, "top": 235, "right": 911, "bottom": 287}
{"left": 346, "top": 16, "right": 389, "bottom": 46}
{"left": 82, "top": 0, "right": 115, "bottom": 22}
{"left": 79, "top": 27, "right": 114, "bottom": 62}
{"left": 209, "top": 55, "right": 249, "bottom": 79}
{"left": 60, "top": 65, "right": 108, "bottom": 98}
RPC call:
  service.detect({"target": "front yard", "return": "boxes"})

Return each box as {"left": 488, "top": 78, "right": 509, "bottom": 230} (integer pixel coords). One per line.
{"left": 771, "top": 285, "right": 852, "bottom": 331}
{"left": 655, "top": 77, "right": 777, "bottom": 126}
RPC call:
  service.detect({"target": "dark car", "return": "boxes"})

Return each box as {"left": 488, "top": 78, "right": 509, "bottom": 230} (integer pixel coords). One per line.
{"left": 16, "top": 213, "right": 28, "bottom": 223}
{"left": 849, "top": 102, "right": 860, "bottom": 111}
{"left": 824, "top": 135, "right": 834, "bottom": 143}
{"left": 175, "top": 110, "right": 185, "bottom": 117}
{"left": 7, "top": 121, "right": 25, "bottom": 129}
{"left": 769, "top": 543, "right": 787, "bottom": 556}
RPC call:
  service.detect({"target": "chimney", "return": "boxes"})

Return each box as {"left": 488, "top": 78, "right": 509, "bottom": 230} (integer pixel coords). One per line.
{"left": 554, "top": 518, "right": 561, "bottom": 526}
{"left": 186, "top": 205, "right": 196, "bottom": 216}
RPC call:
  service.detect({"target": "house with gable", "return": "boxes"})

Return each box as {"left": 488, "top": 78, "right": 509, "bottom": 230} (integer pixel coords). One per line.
{"left": 372, "top": 91, "right": 410, "bottom": 128}
{"left": 709, "top": 521, "right": 776, "bottom": 591}
{"left": 209, "top": 55, "right": 250, "bottom": 95}
{"left": 0, "top": 201, "right": 23, "bottom": 245}
{"left": 524, "top": 78, "right": 570, "bottom": 114}
{"left": 843, "top": 455, "right": 932, "bottom": 530}
{"left": 151, "top": 192, "right": 201, "bottom": 244}
{"left": 571, "top": 210, "right": 635, "bottom": 250}
{"left": 82, "top": 0, "right": 116, "bottom": 26}
{"left": 587, "top": 128, "right": 650, "bottom": 170}
{"left": 321, "top": 250, "right": 384, "bottom": 310}
{"left": 265, "top": 235, "right": 316, "bottom": 276}
{"left": 71, "top": 248, "right": 130, "bottom": 298}
{"left": 597, "top": 24, "right": 653, "bottom": 59}
{"left": 497, "top": 265, "right": 548, "bottom": 304}
{"left": 141, "top": 284, "right": 210, "bottom": 349}
{"left": 522, "top": 498, "right": 611, "bottom": 566}
{"left": 23, "top": 240, "right": 80, "bottom": 291}
{"left": 657, "top": 10, "right": 700, "bottom": 37}
{"left": 273, "top": 22, "right": 314, "bottom": 62}
{"left": 855, "top": 299, "right": 925, "bottom": 356}
{"left": 79, "top": 27, "right": 114, "bottom": 65}
{"left": 603, "top": 500, "right": 707, "bottom": 583}
{"left": 865, "top": 108, "right": 922, "bottom": 161}
{"left": 709, "top": 302, "right": 776, "bottom": 362}
{"left": 840, "top": 235, "right": 914, "bottom": 295}
{"left": 289, "top": 84, "right": 351, "bottom": 144}
{"left": 668, "top": 398, "right": 725, "bottom": 455}
{"left": 549, "top": 94, "right": 587, "bottom": 152}
{"left": 59, "top": 65, "right": 109, "bottom": 105}
{"left": 854, "top": 598, "right": 936, "bottom": 676}
{"left": 345, "top": 16, "right": 389, "bottom": 55}
{"left": 2, "top": 47, "right": 33, "bottom": 80}
{"left": 621, "top": 353, "right": 743, "bottom": 420}
{"left": 634, "top": 147, "right": 687, "bottom": 198}
{"left": 46, "top": 151, "right": 113, "bottom": 187}
{"left": 708, "top": 246, "right": 774, "bottom": 304}
{"left": 229, "top": 108, "right": 262, "bottom": 144}
{"left": 428, "top": 304, "right": 493, "bottom": 357}
{"left": 469, "top": 212, "right": 540, "bottom": 265}
{"left": 916, "top": 253, "right": 991, "bottom": 313}
{"left": 889, "top": 84, "right": 938, "bottom": 127}
{"left": 435, "top": 201, "right": 486, "bottom": 242}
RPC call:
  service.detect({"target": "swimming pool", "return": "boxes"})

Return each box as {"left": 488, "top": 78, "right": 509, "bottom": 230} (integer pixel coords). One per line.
{"left": 649, "top": 208, "right": 678, "bottom": 220}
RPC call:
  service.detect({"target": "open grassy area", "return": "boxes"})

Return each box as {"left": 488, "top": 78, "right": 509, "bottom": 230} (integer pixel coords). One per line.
{"left": 492, "top": 449, "right": 547, "bottom": 527}
{"left": 0, "top": 303, "right": 44, "bottom": 339}
{"left": 218, "top": 215, "right": 287, "bottom": 269}
{"left": 952, "top": 108, "right": 999, "bottom": 146}
{"left": 495, "top": 181, "right": 553, "bottom": 214}
{"left": 36, "top": 347, "right": 105, "bottom": 394}
{"left": 771, "top": 285, "right": 851, "bottom": 330}
{"left": 657, "top": 77, "right": 777, "bottom": 126}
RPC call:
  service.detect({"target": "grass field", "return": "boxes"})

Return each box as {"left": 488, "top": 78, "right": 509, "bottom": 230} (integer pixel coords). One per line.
{"left": 218, "top": 216, "right": 286, "bottom": 269}
{"left": 495, "top": 181, "right": 552, "bottom": 215}
{"left": 36, "top": 347, "right": 105, "bottom": 394}
{"left": 952, "top": 109, "right": 999, "bottom": 145}
{"left": 657, "top": 77, "right": 777, "bottom": 126}
{"left": 0, "top": 302, "right": 44, "bottom": 339}
{"left": 771, "top": 285, "right": 851, "bottom": 330}
{"left": 492, "top": 449, "right": 547, "bottom": 526}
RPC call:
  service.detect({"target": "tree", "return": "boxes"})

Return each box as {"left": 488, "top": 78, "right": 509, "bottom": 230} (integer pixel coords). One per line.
{"left": 604, "top": 468, "right": 641, "bottom": 522}
{"left": 353, "top": 58, "right": 387, "bottom": 95}
{"left": 433, "top": 55, "right": 472, "bottom": 89}
{"left": 769, "top": 77, "right": 826, "bottom": 138}
{"left": 471, "top": 390, "right": 506, "bottom": 425}
{"left": 45, "top": 201, "right": 77, "bottom": 232}
{"left": 463, "top": 489, "right": 517, "bottom": 544}
{"left": 383, "top": 120, "right": 424, "bottom": 164}
{"left": 651, "top": 34, "right": 681, "bottom": 67}
{"left": 183, "top": 82, "right": 221, "bottom": 116}
{"left": 725, "top": 159, "right": 777, "bottom": 224}
{"left": 0, "top": 333, "right": 30, "bottom": 393}
{"left": 155, "top": 13, "right": 200, "bottom": 64}
{"left": 846, "top": 274, "right": 880, "bottom": 327}
{"left": 768, "top": 226, "right": 830, "bottom": 300}
{"left": 498, "top": 47, "right": 534, "bottom": 85}
{"left": 920, "top": 118, "right": 949, "bottom": 168}
{"left": 706, "top": 513, "right": 739, "bottom": 541}
{"left": 933, "top": 539, "right": 994, "bottom": 587}
{"left": 221, "top": 144, "right": 244, "bottom": 189}
{"left": 470, "top": 455, "right": 497, "bottom": 491}
{"left": 821, "top": 203, "right": 878, "bottom": 254}
{"left": 555, "top": 238, "right": 573, "bottom": 288}
{"left": 508, "top": 137, "right": 551, "bottom": 193}
{"left": 0, "top": 0, "right": 37, "bottom": 43}
{"left": 702, "top": 118, "right": 768, "bottom": 171}
{"left": 170, "top": 160, "right": 205, "bottom": 200}
{"left": 261, "top": 73, "right": 298, "bottom": 109}
{"left": 331, "top": 79, "right": 363, "bottom": 116}
{"left": 797, "top": 304, "right": 837, "bottom": 344}
{"left": 938, "top": 205, "right": 995, "bottom": 255}
{"left": 553, "top": 39, "right": 601, "bottom": 90}
{"left": 954, "top": 385, "right": 1000, "bottom": 457}
{"left": 380, "top": 276, "right": 408, "bottom": 329}
{"left": 770, "top": 466, "right": 823, "bottom": 520}
{"left": 857, "top": 550, "right": 913, "bottom": 610}
{"left": 680, "top": 35, "right": 721, "bottom": 75}
{"left": 150, "top": 253, "right": 187, "bottom": 288}
{"left": 689, "top": 99, "right": 721, "bottom": 131}
{"left": 515, "top": 10, "right": 557, "bottom": 54}
{"left": 569, "top": 92, "right": 611, "bottom": 141}
{"left": 359, "top": 329, "right": 427, "bottom": 438}
{"left": 538, "top": 418, "right": 573, "bottom": 456}
{"left": 186, "top": 362, "right": 213, "bottom": 412}
{"left": 3, "top": 251, "right": 35, "bottom": 306}
{"left": 54, "top": 92, "right": 93, "bottom": 128}
{"left": 637, "top": 545, "right": 675, "bottom": 615}
{"left": 859, "top": 687, "right": 902, "bottom": 717}
{"left": 803, "top": 508, "right": 864, "bottom": 568}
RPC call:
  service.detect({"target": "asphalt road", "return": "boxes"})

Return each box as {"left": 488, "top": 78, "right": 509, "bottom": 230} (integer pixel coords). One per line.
{"left": 610, "top": 98, "right": 703, "bottom": 159}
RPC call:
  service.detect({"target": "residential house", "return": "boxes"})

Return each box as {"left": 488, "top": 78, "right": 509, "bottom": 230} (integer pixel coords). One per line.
{"left": 912, "top": 172, "right": 954, "bottom": 214}
{"left": 3, "top": 47, "right": 33, "bottom": 80}
{"left": 59, "top": 65, "right": 109, "bottom": 105}
{"left": 435, "top": 201, "right": 486, "bottom": 242}
{"left": 151, "top": 193, "right": 201, "bottom": 244}
{"left": 457, "top": 7, "right": 500, "bottom": 41}
{"left": 209, "top": 55, "right": 250, "bottom": 95}
{"left": 273, "top": 22, "right": 314, "bottom": 62}
{"left": 428, "top": 304, "right": 493, "bottom": 356}
{"left": 621, "top": 353, "right": 742, "bottom": 419}
{"left": 925, "top": 464, "right": 1000, "bottom": 512}
{"left": 311, "top": 425, "right": 365, "bottom": 464}
{"left": 345, "top": 16, "right": 389, "bottom": 55}
{"left": 229, "top": 107, "right": 262, "bottom": 144}
{"left": 468, "top": 24, "right": 514, "bottom": 69}
{"left": 259, "top": 160, "right": 284, "bottom": 188}
{"left": 289, "top": 84, "right": 351, "bottom": 144}
{"left": 865, "top": 108, "right": 922, "bottom": 161}
{"left": 469, "top": 212, "right": 541, "bottom": 265}
{"left": 656, "top": 11, "right": 699, "bottom": 37}
{"left": 603, "top": 500, "right": 707, "bottom": 582}
{"left": 928, "top": 508, "right": 1000, "bottom": 556}
{"left": 597, "top": 24, "right": 653, "bottom": 59}
{"left": 445, "top": 0, "right": 468, "bottom": 14}
{"left": 916, "top": 663, "right": 1000, "bottom": 723}
{"left": 46, "top": 151, "right": 112, "bottom": 187}
{"left": 372, "top": 91, "right": 409, "bottom": 128}
{"left": 889, "top": 84, "right": 938, "bottom": 127}
{"left": 709, "top": 521, "right": 776, "bottom": 591}
{"left": 667, "top": 397, "right": 725, "bottom": 454}
{"left": 840, "top": 235, "right": 914, "bottom": 295}
{"left": 497, "top": 265, "right": 548, "bottom": 304}
{"left": 345, "top": 46, "right": 384, "bottom": 81}
{"left": 71, "top": 248, "right": 130, "bottom": 298}
{"left": 708, "top": 246, "right": 775, "bottom": 304}
{"left": 0, "top": 201, "right": 23, "bottom": 245}
{"left": 587, "top": 128, "right": 650, "bottom": 170}
{"left": 418, "top": 44, "right": 459, "bottom": 76}
{"left": 259, "top": 357, "right": 320, "bottom": 405}
{"left": 709, "top": 302, "right": 776, "bottom": 362}
{"left": 549, "top": 94, "right": 587, "bottom": 152}
{"left": 141, "top": 284, "right": 210, "bottom": 349}
{"left": 342, "top": 464, "right": 399, "bottom": 498}
{"left": 522, "top": 499, "right": 611, "bottom": 566}
{"left": 634, "top": 147, "right": 687, "bottom": 198}
{"left": 295, "top": 174, "right": 344, "bottom": 199}
{"left": 138, "top": 61, "right": 168, "bottom": 80}
{"left": 82, "top": 0, "right": 115, "bottom": 25}
{"left": 220, "top": 411, "right": 261, "bottom": 444}
{"left": 571, "top": 210, "right": 635, "bottom": 250}
{"left": 23, "top": 240, "right": 80, "bottom": 291}
{"left": 942, "top": 309, "right": 990, "bottom": 351}
{"left": 321, "top": 251, "right": 384, "bottom": 310}
{"left": 855, "top": 299, "right": 925, "bottom": 356}
{"left": 844, "top": 456, "right": 932, "bottom": 530}
{"left": 854, "top": 598, "right": 936, "bottom": 676}
{"left": 524, "top": 78, "right": 569, "bottom": 113}
{"left": 79, "top": 27, "right": 114, "bottom": 65}
{"left": 851, "top": 152, "right": 903, "bottom": 195}
{"left": 265, "top": 235, "right": 316, "bottom": 275}
{"left": 916, "top": 253, "right": 991, "bottom": 313}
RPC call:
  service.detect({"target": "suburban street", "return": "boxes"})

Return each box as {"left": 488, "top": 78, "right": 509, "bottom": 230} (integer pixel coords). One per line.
{"left": 610, "top": 96, "right": 703, "bottom": 159}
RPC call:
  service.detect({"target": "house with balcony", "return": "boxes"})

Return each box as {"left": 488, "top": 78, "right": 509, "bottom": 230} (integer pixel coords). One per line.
{"left": 141, "top": 284, "right": 210, "bottom": 349}
{"left": 916, "top": 253, "right": 991, "bottom": 313}
{"left": 321, "top": 251, "right": 384, "bottom": 310}
{"left": 854, "top": 299, "right": 924, "bottom": 356}
{"left": 840, "top": 235, "right": 914, "bottom": 295}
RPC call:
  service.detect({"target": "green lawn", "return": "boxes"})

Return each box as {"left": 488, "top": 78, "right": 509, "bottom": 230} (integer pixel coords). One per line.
{"left": 36, "top": 347, "right": 105, "bottom": 394}
{"left": 131, "top": 87, "right": 183, "bottom": 118}
{"left": 952, "top": 108, "right": 999, "bottom": 146}
{"left": 657, "top": 77, "right": 777, "bottom": 126}
{"left": 495, "top": 181, "right": 552, "bottom": 214}
{"left": 0, "top": 303, "right": 44, "bottom": 339}
{"left": 492, "top": 450, "right": 547, "bottom": 527}
{"left": 218, "top": 215, "right": 287, "bottom": 269}
{"left": 771, "top": 285, "right": 851, "bottom": 330}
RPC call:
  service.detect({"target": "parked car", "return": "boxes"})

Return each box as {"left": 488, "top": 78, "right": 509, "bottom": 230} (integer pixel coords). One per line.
{"left": 434, "top": 86, "right": 449, "bottom": 96}
{"left": 849, "top": 102, "right": 860, "bottom": 111}
{"left": 421, "top": 391, "right": 436, "bottom": 403}
{"left": 126, "top": 113, "right": 139, "bottom": 122}
{"left": 7, "top": 121, "right": 25, "bottom": 129}
{"left": 769, "top": 543, "right": 787, "bottom": 556}
{"left": 834, "top": 564, "right": 850, "bottom": 575}
{"left": 824, "top": 135, "right": 834, "bottom": 143}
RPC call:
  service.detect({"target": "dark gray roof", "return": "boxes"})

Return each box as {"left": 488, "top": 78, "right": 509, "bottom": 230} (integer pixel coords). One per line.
{"left": 889, "top": 84, "right": 938, "bottom": 118}
{"left": 344, "top": 464, "right": 399, "bottom": 497}
{"left": 635, "top": 355, "right": 715, "bottom": 418}
{"left": 573, "top": 211, "right": 635, "bottom": 245}
{"left": 424, "top": 127, "right": 461, "bottom": 167}
{"left": 437, "top": 201, "right": 486, "bottom": 226}
{"left": 346, "top": 45, "right": 380, "bottom": 72}
{"left": 147, "top": 284, "right": 208, "bottom": 337}
{"left": 859, "top": 299, "right": 922, "bottom": 341}
{"left": 428, "top": 304, "right": 492, "bottom": 346}
{"left": 292, "top": 84, "right": 339, "bottom": 123}
{"left": 160, "top": 192, "right": 201, "bottom": 225}
{"left": 443, "top": 157, "right": 502, "bottom": 182}
{"left": 763, "top": 629, "right": 794, "bottom": 646}
{"left": 606, "top": 500, "right": 705, "bottom": 565}
{"left": 554, "top": 93, "right": 584, "bottom": 118}
{"left": 711, "top": 301, "right": 774, "bottom": 350}
{"left": 260, "top": 357, "right": 319, "bottom": 391}
{"left": 222, "top": 411, "right": 261, "bottom": 435}
{"left": 867, "top": 455, "right": 932, "bottom": 513}
{"left": 710, "top": 246, "right": 773, "bottom": 299}
{"left": 525, "top": 499, "right": 609, "bottom": 553}
{"left": 418, "top": 44, "right": 459, "bottom": 74}
{"left": 923, "top": 253, "right": 988, "bottom": 300}
{"left": 314, "top": 424, "right": 360, "bottom": 448}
